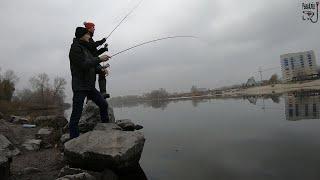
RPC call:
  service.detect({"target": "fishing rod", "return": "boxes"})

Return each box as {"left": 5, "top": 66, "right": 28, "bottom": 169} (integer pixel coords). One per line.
{"left": 110, "top": 35, "right": 198, "bottom": 58}
{"left": 105, "top": 0, "right": 143, "bottom": 40}
{"left": 102, "top": 0, "right": 143, "bottom": 67}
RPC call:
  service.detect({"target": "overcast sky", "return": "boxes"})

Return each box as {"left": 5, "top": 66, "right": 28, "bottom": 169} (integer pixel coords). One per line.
{"left": 0, "top": 0, "right": 319, "bottom": 100}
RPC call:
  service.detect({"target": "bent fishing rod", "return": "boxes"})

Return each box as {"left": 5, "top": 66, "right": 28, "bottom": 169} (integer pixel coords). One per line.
{"left": 109, "top": 35, "right": 198, "bottom": 58}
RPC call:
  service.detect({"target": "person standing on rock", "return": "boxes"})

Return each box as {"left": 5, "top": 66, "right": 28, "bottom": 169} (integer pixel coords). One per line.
{"left": 68, "top": 27, "right": 110, "bottom": 139}
{"left": 83, "top": 21, "right": 110, "bottom": 99}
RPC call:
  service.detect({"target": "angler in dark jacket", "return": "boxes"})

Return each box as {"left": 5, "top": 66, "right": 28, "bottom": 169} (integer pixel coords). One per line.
{"left": 84, "top": 22, "right": 110, "bottom": 99}
{"left": 68, "top": 27, "right": 110, "bottom": 139}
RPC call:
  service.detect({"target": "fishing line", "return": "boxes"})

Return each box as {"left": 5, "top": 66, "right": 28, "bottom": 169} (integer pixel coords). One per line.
{"left": 110, "top": 35, "right": 198, "bottom": 58}
{"left": 105, "top": 0, "right": 143, "bottom": 40}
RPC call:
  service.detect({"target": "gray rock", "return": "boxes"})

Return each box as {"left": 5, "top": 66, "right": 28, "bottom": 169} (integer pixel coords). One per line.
{"left": 22, "top": 139, "right": 42, "bottom": 151}
{"left": 0, "top": 134, "right": 20, "bottom": 158}
{"left": 36, "top": 128, "right": 52, "bottom": 137}
{"left": 23, "top": 167, "right": 41, "bottom": 174}
{"left": 34, "top": 115, "right": 68, "bottom": 129}
{"left": 64, "top": 129, "right": 145, "bottom": 171}
{"left": 115, "top": 119, "right": 135, "bottom": 131}
{"left": 78, "top": 101, "right": 115, "bottom": 133}
{"left": 58, "top": 166, "right": 84, "bottom": 177}
{"left": 135, "top": 124, "right": 144, "bottom": 130}
{"left": 60, "top": 133, "right": 70, "bottom": 144}
{"left": 10, "top": 115, "right": 29, "bottom": 124}
{"left": 35, "top": 128, "right": 53, "bottom": 146}
{"left": 56, "top": 172, "right": 96, "bottom": 180}
{"left": 0, "top": 155, "right": 10, "bottom": 180}
{"left": 93, "top": 123, "right": 122, "bottom": 131}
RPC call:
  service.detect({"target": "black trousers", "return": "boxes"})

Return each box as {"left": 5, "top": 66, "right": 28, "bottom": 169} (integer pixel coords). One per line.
{"left": 69, "top": 88, "right": 109, "bottom": 139}
{"left": 98, "top": 75, "right": 107, "bottom": 94}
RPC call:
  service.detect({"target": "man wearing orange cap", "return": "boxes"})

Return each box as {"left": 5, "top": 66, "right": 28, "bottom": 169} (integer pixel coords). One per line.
{"left": 84, "top": 21, "right": 110, "bottom": 99}
{"left": 69, "top": 27, "right": 110, "bottom": 139}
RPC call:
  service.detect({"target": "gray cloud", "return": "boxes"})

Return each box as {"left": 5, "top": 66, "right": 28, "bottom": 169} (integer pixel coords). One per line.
{"left": 0, "top": 0, "right": 319, "bottom": 99}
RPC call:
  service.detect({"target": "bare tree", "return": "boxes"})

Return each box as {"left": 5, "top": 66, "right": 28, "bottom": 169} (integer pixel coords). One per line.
{"left": 52, "top": 77, "right": 67, "bottom": 105}
{"left": 53, "top": 77, "right": 67, "bottom": 98}
{"left": 29, "top": 73, "right": 50, "bottom": 105}
{"left": 15, "top": 88, "right": 33, "bottom": 103}
{"left": 3, "top": 70, "right": 19, "bottom": 84}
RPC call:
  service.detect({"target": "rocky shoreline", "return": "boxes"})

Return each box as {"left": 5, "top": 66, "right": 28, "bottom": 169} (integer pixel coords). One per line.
{"left": 0, "top": 101, "right": 146, "bottom": 180}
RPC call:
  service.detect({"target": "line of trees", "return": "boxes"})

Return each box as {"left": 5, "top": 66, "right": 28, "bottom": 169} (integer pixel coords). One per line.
{"left": 15, "top": 73, "right": 67, "bottom": 107}
{"left": 143, "top": 88, "right": 169, "bottom": 100}
{"left": 0, "top": 67, "right": 67, "bottom": 108}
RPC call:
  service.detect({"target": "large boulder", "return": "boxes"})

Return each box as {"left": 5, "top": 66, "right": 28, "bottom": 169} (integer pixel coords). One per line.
{"left": 34, "top": 115, "right": 68, "bottom": 129}
{"left": 0, "top": 155, "right": 10, "bottom": 180}
{"left": 64, "top": 129, "right": 145, "bottom": 171}
{"left": 0, "top": 134, "right": 20, "bottom": 158}
{"left": 78, "top": 101, "right": 115, "bottom": 133}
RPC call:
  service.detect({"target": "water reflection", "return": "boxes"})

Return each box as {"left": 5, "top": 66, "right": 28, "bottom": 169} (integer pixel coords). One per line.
{"left": 111, "top": 100, "right": 169, "bottom": 110}
{"left": 143, "top": 100, "right": 170, "bottom": 110}
{"left": 111, "top": 90, "right": 320, "bottom": 122}
{"left": 246, "top": 95, "right": 281, "bottom": 105}
{"left": 245, "top": 90, "right": 320, "bottom": 121}
{"left": 111, "top": 97, "right": 243, "bottom": 109}
{"left": 112, "top": 90, "right": 320, "bottom": 180}
{"left": 284, "top": 90, "right": 320, "bottom": 121}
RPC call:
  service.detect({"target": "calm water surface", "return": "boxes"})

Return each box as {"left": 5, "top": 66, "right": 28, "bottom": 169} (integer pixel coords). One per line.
{"left": 113, "top": 93, "right": 320, "bottom": 180}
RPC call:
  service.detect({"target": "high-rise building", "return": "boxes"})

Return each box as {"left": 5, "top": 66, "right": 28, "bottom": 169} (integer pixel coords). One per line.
{"left": 280, "top": 50, "right": 318, "bottom": 82}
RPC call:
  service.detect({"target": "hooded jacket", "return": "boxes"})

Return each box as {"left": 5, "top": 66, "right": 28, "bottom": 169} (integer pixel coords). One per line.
{"left": 69, "top": 38, "right": 102, "bottom": 91}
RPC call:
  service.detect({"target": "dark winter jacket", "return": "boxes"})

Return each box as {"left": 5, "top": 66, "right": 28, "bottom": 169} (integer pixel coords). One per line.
{"left": 87, "top": 32, "right": 107, "bottom": 57}
{"left": 85, "top": 32, "right": 108, "bottom": 74}
{"left": 89, "top": 38, "right": 107, "bottom": 56}
{"left": 69, "top": 38, "right": 102, "bottom": 91}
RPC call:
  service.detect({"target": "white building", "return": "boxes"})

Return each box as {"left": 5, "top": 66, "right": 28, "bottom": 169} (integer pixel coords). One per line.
{"left": 280, "top": 50, "right": 318, "bottom": 82}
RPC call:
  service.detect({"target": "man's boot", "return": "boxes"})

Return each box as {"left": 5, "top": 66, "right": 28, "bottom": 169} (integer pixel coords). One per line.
{"left": 98, "top": 75, "right": 110, "bottom": 99}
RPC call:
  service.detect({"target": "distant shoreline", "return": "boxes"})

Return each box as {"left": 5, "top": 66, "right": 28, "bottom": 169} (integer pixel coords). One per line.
{"left": 110, "top": 80, "right": 320, "bottom": 107}
{"left": 239, "top": 79, "right": 320, "bottom": 96}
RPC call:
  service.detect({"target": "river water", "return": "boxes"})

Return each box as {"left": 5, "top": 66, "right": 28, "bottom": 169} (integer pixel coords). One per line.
{"left": 112, "top": 91, "right": 320, "bottom": 180}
